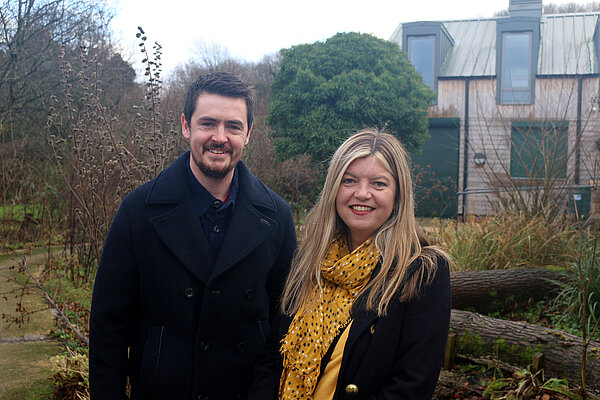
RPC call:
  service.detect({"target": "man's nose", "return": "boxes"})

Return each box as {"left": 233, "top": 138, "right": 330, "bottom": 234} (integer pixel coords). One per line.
{"left": 212, "top": 124, "right": 227, "bottom": 143}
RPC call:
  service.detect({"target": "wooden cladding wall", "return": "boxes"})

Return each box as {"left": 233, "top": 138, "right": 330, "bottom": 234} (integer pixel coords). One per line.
{"left": 429, "top": 76, "right": 600, "bottom": 216}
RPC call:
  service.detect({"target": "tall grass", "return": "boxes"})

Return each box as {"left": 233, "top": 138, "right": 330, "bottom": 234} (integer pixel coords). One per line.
{"left": 430, "top": 212, "right": 579, "bottom": 270}
{"left": 552, "top": 228, "right": 600, "bottom": 340}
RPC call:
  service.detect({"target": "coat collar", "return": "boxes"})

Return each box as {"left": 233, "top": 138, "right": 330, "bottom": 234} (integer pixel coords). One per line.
{"left": 146, "top": 152, "right": 192, "bottom": 205}
{"left": 146, "top": 151, "right": 276, "bottom": 211}
{"left": 146, "top": 151, "right": 278, "bottom": 283}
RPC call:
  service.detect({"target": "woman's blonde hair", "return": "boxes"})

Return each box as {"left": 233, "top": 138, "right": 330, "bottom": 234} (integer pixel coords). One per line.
{"left": 281, "top": 128, "right": 450, "bottom": 316}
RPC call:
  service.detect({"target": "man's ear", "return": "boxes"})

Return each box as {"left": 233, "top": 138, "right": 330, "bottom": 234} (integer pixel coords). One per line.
{"left": 181, "top": 114, "right": 191, "bottom": 140}
{"left": 244, "top": 124, "right": 253, "bottom": 145}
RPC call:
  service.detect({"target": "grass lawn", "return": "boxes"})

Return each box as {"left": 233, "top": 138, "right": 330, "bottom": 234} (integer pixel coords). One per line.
{"left": 0, "top": 248, "right": 62, "bottom": 399}
{"left": 0, "top": 249, "right": 58, "bottom": 337}
{"left": 0, "top": 341, "right": 62, "bottom": 400}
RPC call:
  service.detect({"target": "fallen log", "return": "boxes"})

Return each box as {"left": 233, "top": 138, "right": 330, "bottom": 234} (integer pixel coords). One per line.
{"left": 451, "top": 268, "right": 567, "bottom": 312}
{"left": 450, "top": 309, "right": 600, "bottom": 391}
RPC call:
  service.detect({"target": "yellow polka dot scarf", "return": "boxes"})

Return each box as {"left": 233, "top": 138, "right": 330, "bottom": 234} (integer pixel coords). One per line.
{"left": 279, "top": 236, "right": 381, "bottom": 399}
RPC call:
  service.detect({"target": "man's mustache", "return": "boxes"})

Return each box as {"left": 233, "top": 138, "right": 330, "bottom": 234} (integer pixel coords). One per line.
{"left": 204, "top": 143, "right": 232, "bottom": 152}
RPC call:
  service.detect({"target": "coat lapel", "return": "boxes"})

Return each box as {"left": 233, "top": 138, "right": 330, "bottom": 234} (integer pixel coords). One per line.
{"left": 209, "top": 197, "right": 273, "bottom": 280}
{"left": 345, "top": 258, "right": 421, "bottom": 350}
{"left": 209, "top": 162, "right": 276, "bottom": 281}
{"left": 345, "top": 309, "right": 378, "bottom": 351}
{"left": 150, "top": 203, "right": 213, "bottom": 282}
{"left": 146, "top": 152, "right": 213, "bottom": 282}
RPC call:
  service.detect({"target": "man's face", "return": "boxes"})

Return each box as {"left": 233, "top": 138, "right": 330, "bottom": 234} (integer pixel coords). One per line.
{"left": 182, "top": 93, "right": 251, "bottom": 183}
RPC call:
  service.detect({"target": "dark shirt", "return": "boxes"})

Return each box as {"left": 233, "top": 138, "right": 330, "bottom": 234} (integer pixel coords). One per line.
{"left": 187, "top": 165, "right": 238, "bottom": 260}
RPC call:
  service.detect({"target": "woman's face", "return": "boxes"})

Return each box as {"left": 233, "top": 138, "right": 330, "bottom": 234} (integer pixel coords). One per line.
{"left": 335, "top": 155, "right": 397, "bottom": 250}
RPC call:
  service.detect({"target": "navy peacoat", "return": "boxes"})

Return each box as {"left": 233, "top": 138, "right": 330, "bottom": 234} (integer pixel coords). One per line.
{"left": 249, "top": 255, "right": 451, "bottom": 400}
{"left": 89, "top": 152, "right": 298, "bottom": 400}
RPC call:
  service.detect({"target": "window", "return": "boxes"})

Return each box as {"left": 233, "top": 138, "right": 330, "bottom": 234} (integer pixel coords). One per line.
{"left": 408, "top": 35, "right": 435, "bottom": 88}
{"left": 496, "top": 17, "right": 540, "bottom": 105}
{"left": 501, "top": 32, "right": 533, "bottom": 104}
{"left": 510, "top": 122, "right": 568, "bottom": 179}
{"left": 401, "top": 22, "right": 454, "bottom": 95}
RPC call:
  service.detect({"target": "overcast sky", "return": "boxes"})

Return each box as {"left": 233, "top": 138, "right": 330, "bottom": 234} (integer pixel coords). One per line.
{"left": 110, "top": 0, "right": 594, "bottom": 77}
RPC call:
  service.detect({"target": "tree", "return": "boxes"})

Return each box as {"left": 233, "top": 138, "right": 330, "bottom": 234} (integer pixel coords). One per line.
{"left": 494, "top": 1, "right": 600, "bottom": 16}
{"left": 164, "top": 41, "right": 280, "bottom": 115}
{"left": 164, "top": 41, "right": 252, "bottom": 114}
{"left": 268, "top": 32, "right": 435, "bottom": 165}
{"left": 0, "top": 0, "right": 138, "bottom": 213}
{"left": 450, "top": 309, "right": 600, "bottom": 391}
{"left": 450, "top": 268, "right": 566, "bottom": 312}
{"left": 0, "top": 0, "right": 116, "bottom": 137}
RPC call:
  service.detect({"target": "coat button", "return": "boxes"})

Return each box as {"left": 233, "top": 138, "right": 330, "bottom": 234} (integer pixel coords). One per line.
{"left": 213, "top": 224, "right": 221, "bottom": 233}
{"left": 370, "top": 324, "right": 376, "bottom": 335}
{"left": 200, "top": 341, "right": 211, "bottom": 351}
{"left": 184, "top": 288, "right": 195, "bottom": 299}
{"left": 212, "top": 200, "right": 221, "bottom": 209}
{"left": 211, "top": 290, "right": 221, "bottom": 295}
{"left": 245, "top": 289, "right": 253, "bottom": 300}
{"left": 236, "top": 342, "right": 245, "bottom": 353}
{"left": 345, "top": 384, "right": 359, "bottom": 396}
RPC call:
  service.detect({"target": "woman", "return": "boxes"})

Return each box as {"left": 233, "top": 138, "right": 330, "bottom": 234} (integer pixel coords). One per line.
{"left": 251, "top": 128, "right": 452, "bottom": 399}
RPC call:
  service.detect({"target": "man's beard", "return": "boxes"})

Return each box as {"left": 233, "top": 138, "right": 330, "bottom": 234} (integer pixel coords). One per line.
{"left": 193, "top": 144, "right": 240, "bottom": 179}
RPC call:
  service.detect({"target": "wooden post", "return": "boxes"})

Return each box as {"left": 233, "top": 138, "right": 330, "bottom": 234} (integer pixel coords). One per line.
{"left": 531, "top": 352, "right": 544, "bottom": 374}
{"left": 444, "top": 333, "right": 457, "bottom": 370}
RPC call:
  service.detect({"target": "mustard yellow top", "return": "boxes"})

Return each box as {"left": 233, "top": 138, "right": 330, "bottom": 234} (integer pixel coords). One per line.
{"left": 312, "top": 321, "right": 353, "bottom": 400}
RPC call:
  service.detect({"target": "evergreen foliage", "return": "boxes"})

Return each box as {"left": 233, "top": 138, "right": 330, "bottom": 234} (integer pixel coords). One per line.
{"left": 268, "top": 32, "right": 435, "bottom": 164}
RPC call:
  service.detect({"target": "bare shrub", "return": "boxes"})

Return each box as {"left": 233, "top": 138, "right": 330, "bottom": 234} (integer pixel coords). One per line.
{"left": 47, "top": 28, "right": 181, "bottom": 284}
{"left": 244, "top": 115, "right": 319, "bottom": 218}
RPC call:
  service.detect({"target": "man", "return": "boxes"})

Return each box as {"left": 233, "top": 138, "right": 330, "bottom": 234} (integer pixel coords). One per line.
{"left": 89, "top": 72, "right": 297, "bottom": 400}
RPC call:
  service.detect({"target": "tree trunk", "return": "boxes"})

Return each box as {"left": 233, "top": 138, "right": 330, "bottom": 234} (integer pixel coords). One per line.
{"left": 450, "top": 309, "right": 600, "bottom": 391}
{"left": 451, "top": 268, "right": 566, "bottom": 311}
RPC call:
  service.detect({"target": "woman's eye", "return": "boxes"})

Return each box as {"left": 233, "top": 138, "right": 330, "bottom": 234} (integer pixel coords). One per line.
{"left": 342, "top": 178, "right": 355, "bottom": 184}
{"left": 373, "top": 181, "right": 386, "bottom": 188}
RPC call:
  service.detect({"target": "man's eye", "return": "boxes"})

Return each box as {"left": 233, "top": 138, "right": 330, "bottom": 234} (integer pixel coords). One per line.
{"left": 227, "top": 124, "right": 242, "bottom": 131}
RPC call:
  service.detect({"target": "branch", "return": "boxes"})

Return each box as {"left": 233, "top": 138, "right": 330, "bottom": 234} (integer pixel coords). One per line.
{"left": 19, "top": 257, "right": 89, "bottom": 346}
{"left": 456, "top": 352, "right": 521, "bottom": 375}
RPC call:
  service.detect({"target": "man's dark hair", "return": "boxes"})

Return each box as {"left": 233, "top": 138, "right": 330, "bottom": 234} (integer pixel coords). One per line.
{"left": 183, "top": 72, "right": 255, "bottom": 130}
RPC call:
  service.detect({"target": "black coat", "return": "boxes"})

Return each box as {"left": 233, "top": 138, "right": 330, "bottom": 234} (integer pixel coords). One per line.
{"left": 89, "top": 152, "right": 298, "bottom": 400}
{"left": 250, "top": 256, "right": 451, "bottom": 400}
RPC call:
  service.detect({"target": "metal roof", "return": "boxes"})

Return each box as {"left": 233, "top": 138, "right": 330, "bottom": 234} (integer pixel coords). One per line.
{"left": 389, "top": 12, "right": 600, "bottom": 77}
{"left": 539, "top": 13, "right": 599, "bottom": 75}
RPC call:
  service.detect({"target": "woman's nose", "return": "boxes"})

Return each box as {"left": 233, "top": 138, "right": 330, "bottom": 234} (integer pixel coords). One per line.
{"left": 355, "top": 183, "right": 372, "bottom": 199}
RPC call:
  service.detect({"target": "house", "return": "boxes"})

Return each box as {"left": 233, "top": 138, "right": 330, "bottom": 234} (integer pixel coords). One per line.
{"left": 390, "top": 0, "right": 600, "bottom": 219}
